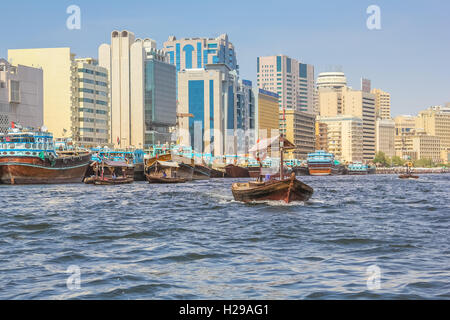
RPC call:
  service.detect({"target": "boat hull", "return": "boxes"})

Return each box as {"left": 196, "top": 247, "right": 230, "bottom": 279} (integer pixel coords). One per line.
{"left": 193, "top": 164, "right": 211, "bottom": 180}
{"left": 0, "top": 155, "right": 91, "bottom": 185}
{"left": 225, "top": 164, "right": 250, "bottom": 178}
{"left": 133, "top": 163, "right": 146, "bottom": 181}
{"left": 146, "top": 175, "right": 187, "bottom": 184}
{"left": 347, "top": 171, "right": 368, "bottom": 175}
{"left": 309, "top": 169, "right": 331, "bottom": 176}
{"left": 85, "top": 177, "right": 133, "bottom": 185}
{"left": 292, "top": 166, "right": 309, "bottom": 176}
{"left": 399, "top": 174, "right": 419, "bottom": 179}
{"left": 308, "top": 163, "right": 332, "bottom": 176}
{"left": 210, "top": 168, "right": 226, "bottom": 178}
{"left": 247, "top": 167, "right": 261, "bottom": 178}
{"left": 232, "top": 177, "right": 313, "bottom": 203}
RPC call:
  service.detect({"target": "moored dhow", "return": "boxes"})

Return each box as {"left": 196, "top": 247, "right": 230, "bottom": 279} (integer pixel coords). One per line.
{"left": 90, "top": 149, "right": 145, "bottom": 181}
{"left": 347, "top": 162, "right": 369, "bottom": 175}
{"left": 225, "top": 164, "right": 250, "bottom": 178}
{"left": 0, "top": 126, "right": 91, "bottom": 184}
{"left": 307, "top": 151, "right": 335, "bottom": 176}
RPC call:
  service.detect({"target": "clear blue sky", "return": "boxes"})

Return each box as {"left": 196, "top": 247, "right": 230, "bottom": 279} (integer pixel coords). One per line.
{"left": 1, "top": 0, "right": 449, "bottom": 116}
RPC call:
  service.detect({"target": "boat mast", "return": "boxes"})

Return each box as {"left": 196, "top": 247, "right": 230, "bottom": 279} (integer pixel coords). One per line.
{"left": 280, "top": 100, "right": 287, "bottom": 181}
{"left": 280, "top": 135, "right": 284, "bottom": 180}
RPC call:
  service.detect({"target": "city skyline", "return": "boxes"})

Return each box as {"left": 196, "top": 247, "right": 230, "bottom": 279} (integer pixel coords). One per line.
{"left": 1, "top": 0, "right": 449, "bottom": 117}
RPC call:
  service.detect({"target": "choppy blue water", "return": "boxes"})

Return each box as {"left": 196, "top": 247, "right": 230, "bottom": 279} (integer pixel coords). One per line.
{"left": 0, "top": 174, "right": 449, "bottom": 299}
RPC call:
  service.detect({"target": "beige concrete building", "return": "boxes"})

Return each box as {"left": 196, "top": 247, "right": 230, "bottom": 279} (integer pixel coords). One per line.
{"left": 282, "top": 110, "right": 315, "bottom": 159}
{"left": 74, "top": 58, "right": 110, "bottom": 147}
{"left": 315, "top": 122, "right": 328, "bottom": 152}
{"left": 8, "top": 48, "right": 110, "bottom": 147}
{"left": 394, "top": 126, "right": 441, "bottom": 162}
{"left": 394, "top": 115, "right": 417, "bottom": 158}
{"left": 394, "top": 115, "right": 416, "bottom": 135}
{"left": 318, "top": 84, "right": 376, "bottom": 162}
{"left": 416, "top": 106, "right": 450, "bottom": 151}
{"left": 0, "top": 58, "right": 43, "bottom": 133}
{"left": 99, "top": 30, "right": 176, "bottom": 148}
{"left": 441, "top": 149, "right": 450, "bottom": 164}
{"left": 412, "top": 132, "right": 441, "bottom": 163}
{"left": 317, "top": 87, "right": 343, "bottom": 116}
{"left": 371, "top": 88, "right": 391, "bottom": 119}
{"left": 375, "top": 119, "right": 395, "bottom": 157}
{"left": 317, "top": 115, "right": 363, "bottom": 164}
{"left": 316, "top": 72, "right": 347, "bottom": 90}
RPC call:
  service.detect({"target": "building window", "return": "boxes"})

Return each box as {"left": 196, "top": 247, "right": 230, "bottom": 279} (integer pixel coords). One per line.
{"left": 188, "top": 80, "right": 205, "bottom": 150}
{"left": 9, "top": 80, "right": 20, "bottom": 103}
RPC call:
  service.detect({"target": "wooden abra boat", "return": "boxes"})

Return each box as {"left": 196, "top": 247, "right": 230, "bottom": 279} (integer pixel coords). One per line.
{"left": 399, "top": 162, "right": 419, "bottom": 179}
{"left": 85, "top": 176, "right": 134, "bottom": 185}
{"left": 398, "top": 174, "right": 419, "bottom": 179}
{"left": 145, "top": 153, "right": 194, "bottom": 181}
{"left": 232, "top": 173, "right": 313, "bottom": 203}
{"left": 84, "top": 160, "right": 134, "bottom": 185}
{"left": 145, "top": 160, "right": 187, "bottom": 184}
{"left": 231, "top": 135, "right": 314, "bottom": 204}
{"left": 0, "top": 126, "right": 91, "bottom": 184}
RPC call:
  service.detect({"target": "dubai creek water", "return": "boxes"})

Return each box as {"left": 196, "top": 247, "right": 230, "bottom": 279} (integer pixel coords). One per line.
{"left": 0, "top": 174, "right": 449, "bottom": 300}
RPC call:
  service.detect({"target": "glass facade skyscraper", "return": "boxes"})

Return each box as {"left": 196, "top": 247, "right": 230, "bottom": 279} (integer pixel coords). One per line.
{"left": 144, "top": 54, "right": 177, "bottom": 147}
{"left": 163, "top": 34, "right": 238, "bottom": 73}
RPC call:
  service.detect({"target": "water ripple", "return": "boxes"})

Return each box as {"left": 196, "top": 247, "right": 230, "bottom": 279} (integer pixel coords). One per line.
{"left": 0, "top": 174, "right": 449, "bottom": 299}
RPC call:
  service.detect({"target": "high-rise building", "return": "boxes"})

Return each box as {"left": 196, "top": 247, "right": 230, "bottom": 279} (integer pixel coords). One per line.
{"left": 8, "top": 48, "right": 110, "bottom": 147}
{"left": 253, "top": 88, "right": 279, "bottom": 141}
{"left": 283, "top": 110, "right": 315, "bottom": 159}
{"left": 316, "top": 115, "right": 363, "bottom": 163}
{"left": 316, "top": 71, "right": 347, "bottom": 90}
{"left": 315, "top": 122, "right": 328, "bottom": 152}
{"left": 177, "top": 64, "right": 239, "bottom": 156}
{"left": 0, "top": 58, "right": 43, "bottom": 133}
{"left": 394, "top": 115, "right": 416, "bottom": 136}
{"left": 318, "top": 83, "right": 376, "bottom": 162}
{"left": 163, "top": 34, "right": 238, "bottom": 72}
{"left": 416, "top": 106, "right": 450, "bottom": 151}
{"left": 343, "top": 89, "right": 376, "bottom": 161}
{"left": 99, "top": 31, "right": 176, "bottom": 148}
{"left": 412, "top": 132, "right": 441, "bottom": 163}
{"left": 237, "top": 80, "right": 254, "bottom": 134}
{"left": 256, "top": 55, "right": 315, "bottom": 114}
{"left": 74, "top": 58, "right": 110, "bottom": 147}
{"left": 396, "top": 128, "right": 441, "bottom": 162}
{"left": 235, "top": 79, "right": 256, "bottom": 153}
{"left": 394, "top": 115, "right": 416, "bottom": 158}
{"left": 317, "top": 87, "right": 343, "bottom": 117}
{"left": 375, "top": 119, "right": 395, "bottom": 157}
{"left": 371, "top": 88, "right": 391, "bottom": 120}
